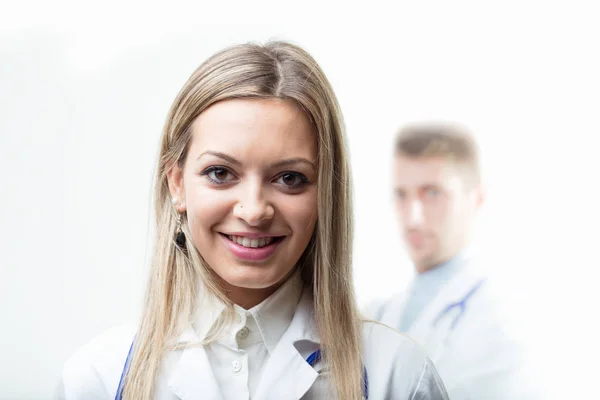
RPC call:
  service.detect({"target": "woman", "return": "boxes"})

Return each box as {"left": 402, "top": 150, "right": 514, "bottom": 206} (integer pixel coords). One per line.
{"left": 57, "top": 40, "right": 449, "bottom": 400}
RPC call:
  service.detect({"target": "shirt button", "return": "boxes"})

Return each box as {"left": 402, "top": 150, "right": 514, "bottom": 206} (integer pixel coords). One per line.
{"left": 237, "top": 327, "right": 250, "bottom": 339}
{"left": 232, "top": 360, "right": 242, "bottom": 373}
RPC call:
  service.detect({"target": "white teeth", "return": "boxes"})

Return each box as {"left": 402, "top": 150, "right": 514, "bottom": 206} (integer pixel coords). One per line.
{"left": 228, "top": 235, "right": 274, "bottom": 248}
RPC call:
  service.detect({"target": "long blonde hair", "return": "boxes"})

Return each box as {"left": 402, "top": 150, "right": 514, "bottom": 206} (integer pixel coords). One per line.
{"left": 122, "top": 41, "right": 363, "bottom": 399}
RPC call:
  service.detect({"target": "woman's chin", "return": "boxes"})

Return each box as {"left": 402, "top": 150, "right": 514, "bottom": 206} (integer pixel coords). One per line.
{"left": 218, "top": 267, "right": 285, "bottom": 291}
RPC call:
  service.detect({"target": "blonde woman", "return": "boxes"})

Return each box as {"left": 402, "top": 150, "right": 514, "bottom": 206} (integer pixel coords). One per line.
{"left": 56, "top": 41, "right": 449, "bottom": 400}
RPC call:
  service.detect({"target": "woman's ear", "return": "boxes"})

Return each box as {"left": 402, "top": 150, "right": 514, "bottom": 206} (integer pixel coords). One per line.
{"left": 167, "top": 162, "right": 187, "bottom": 213}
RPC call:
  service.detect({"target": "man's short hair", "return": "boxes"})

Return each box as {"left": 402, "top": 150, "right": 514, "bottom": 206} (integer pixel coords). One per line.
{"left": 395, "top": 122, "right": 481, "bottom": 187}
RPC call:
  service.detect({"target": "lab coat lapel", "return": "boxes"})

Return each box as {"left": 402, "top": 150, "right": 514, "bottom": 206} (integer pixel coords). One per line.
{"left": 254, "top": 288, "right": 320, "bottom": 400}
{"left": 381, "top": 289, "right": 410, "bottom": 323}
{"left": 409, "top": 263, "right": 485, "bottom": 360}
{"left": 167, "top": 328, "right": 224, "bottom": 400}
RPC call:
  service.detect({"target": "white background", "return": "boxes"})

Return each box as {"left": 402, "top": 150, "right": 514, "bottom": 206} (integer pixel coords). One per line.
{"left": 1, "top": 1, "right": 599, "bottom": 398}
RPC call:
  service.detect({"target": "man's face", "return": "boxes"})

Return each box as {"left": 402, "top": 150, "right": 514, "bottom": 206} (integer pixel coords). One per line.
{"left": 393, "top": 155, "right": 483, "bottom": 272}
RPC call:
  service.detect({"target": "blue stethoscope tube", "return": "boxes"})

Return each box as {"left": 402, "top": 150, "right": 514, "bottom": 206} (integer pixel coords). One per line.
{"left": 432, "top": 278, "right": 486, "bottom": 330}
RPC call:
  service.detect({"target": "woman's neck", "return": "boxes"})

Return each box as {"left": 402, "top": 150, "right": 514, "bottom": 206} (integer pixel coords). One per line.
{"left": 219, "top": 269, "right": 298, "bottom": 309}
{"left": 223, "top": 284, "right": 280, "bottom": 310}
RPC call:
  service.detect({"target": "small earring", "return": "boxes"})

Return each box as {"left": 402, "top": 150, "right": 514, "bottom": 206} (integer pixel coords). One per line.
{"left": 175, "top": 212, "right": 186, "bottom": 249}
{"left": 171, "top": 197, "right": 179, "bottom": 205}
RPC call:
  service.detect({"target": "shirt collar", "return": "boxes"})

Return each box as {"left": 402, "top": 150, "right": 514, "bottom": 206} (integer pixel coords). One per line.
{"left": 244, "top": 270, "right": 303, "bottom": 353}
{"left": 412, "top": 249, "right": 471, "bottom": 288}
{"left": 191, "top": 270, "right": 304, "bottom": 354}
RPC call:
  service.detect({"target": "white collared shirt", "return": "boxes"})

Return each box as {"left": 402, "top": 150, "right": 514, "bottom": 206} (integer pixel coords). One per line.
{"left": 192, "top": 272, "right": 303, "bottom": 400}
{"left": 57, "top": 269, "right": 452, "bottom": 400}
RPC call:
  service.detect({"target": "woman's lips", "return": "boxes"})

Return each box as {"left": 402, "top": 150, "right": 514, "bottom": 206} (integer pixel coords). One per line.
{"left": 220, "top": 233, "right": 284, "bottom": 261}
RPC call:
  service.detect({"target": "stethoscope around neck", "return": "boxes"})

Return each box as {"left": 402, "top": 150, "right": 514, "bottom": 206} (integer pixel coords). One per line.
{"left": 115, "top": 342, "right": 369, "bottom": 399}
{"left": 432, "top": 278, "right": 486, "bottom": 330}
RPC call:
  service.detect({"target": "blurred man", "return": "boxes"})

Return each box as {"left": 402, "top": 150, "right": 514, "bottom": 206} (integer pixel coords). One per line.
{"left": 370, "top": 123, "right": 541, "bottom": 399}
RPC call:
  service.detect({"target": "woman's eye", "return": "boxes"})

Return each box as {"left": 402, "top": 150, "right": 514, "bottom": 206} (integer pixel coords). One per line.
{"left": 276, "top": 172, "right": 308, "bottom": 188}
{"left": 203, "top": 167, "right": 235, "bottom": 184}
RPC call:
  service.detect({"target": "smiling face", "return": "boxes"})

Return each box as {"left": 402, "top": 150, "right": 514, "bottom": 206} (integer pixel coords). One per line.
{"left": 167, "top": 98, "right": 318, "bottom": 308}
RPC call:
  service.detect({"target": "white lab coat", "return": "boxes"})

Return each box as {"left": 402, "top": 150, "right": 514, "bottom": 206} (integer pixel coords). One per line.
{"left": 56, "top": 288, "right": 449, "bottom": 400}
{"left": 370, "top": 261, "right": 542, "bottom": 400}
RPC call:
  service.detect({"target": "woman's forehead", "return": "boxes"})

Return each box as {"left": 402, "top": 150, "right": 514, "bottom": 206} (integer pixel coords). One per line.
{"left": 188, "top": 98, "right": 317, "bottom": 165}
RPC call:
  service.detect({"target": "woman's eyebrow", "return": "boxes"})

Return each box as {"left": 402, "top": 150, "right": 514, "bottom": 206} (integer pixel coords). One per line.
{"left": 196, "top": 151, "right": 242, "bottom": 166}
{"left": 270, "top": 158, "right": 316, "bottom": 171}
{"left": 198, "top": 151, "right": 316, "bottom": 171}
